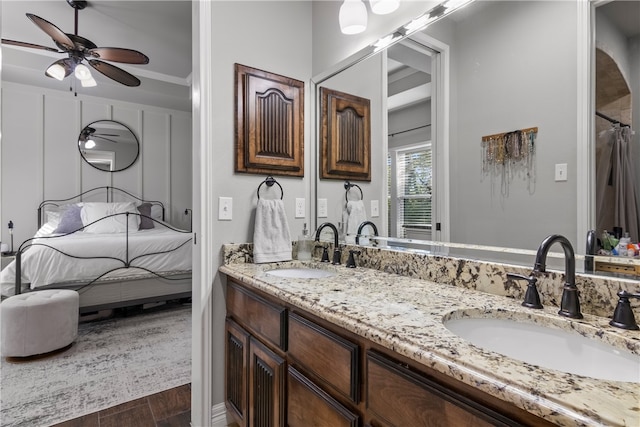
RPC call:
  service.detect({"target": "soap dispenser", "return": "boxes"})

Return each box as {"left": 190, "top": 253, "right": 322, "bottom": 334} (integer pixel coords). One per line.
{"left": 297, "top": 223, "right": 312, "bottom": 261}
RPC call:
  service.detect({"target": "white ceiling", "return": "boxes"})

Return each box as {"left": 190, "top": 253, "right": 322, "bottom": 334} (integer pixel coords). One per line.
{"left": 1, "top": 0, "right": 192, "bottom": 111}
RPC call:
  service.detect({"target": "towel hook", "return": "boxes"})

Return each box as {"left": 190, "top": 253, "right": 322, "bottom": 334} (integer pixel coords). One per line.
{"left": 257, "top": 176, "right": 284, "bottom": 200}
{"left": 344, "top": 181, "right": 363, "bottom": 202}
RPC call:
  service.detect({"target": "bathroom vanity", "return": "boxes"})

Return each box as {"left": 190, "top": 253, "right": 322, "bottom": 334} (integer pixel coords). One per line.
{"left": 220, "top": 247, "right": 639, "bottom": 427}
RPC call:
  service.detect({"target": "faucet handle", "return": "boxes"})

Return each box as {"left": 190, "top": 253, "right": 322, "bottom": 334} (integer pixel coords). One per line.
{"left": 609, "top": 290, "right": 640, "bottom": 330}
{"left": 507, "top": 272, "right": 543, "bottom": 309}
{"left": 346, "top": 250, "right": 361, "bottom": 268}
{"left": 316, "top": 244, "right": 330, "bottom": 263}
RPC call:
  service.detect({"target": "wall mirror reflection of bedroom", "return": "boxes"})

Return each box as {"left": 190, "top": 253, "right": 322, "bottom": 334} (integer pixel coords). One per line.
{"left": 0, "top": 2, "right": 193, "bottom": 424}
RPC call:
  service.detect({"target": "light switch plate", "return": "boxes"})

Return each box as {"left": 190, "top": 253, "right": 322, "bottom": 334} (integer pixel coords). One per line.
{"left": 555, "top": 163, "right": 568, "bottom": 182}
{"left": 295, "top": 198, "right": 305, "bottom": 218}
{"left": 318, "top": 198, "right": 328, "bottom": 218}
{"left": 371, "top": 200, "right": 380, "bottom": 217}
{"left": 218, "top": 197, "right": 232, "bottom": 220}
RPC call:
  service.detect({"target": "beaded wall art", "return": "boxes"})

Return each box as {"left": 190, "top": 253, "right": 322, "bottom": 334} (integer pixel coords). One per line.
{"left": 481, "top": 127, "right": 537, "bottom": 196}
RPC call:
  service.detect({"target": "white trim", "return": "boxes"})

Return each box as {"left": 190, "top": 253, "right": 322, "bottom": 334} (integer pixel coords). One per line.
{"left": 211, "top": 402, "right": 228, "bottom": 427}
{"left": 191, "top": 1, "right": 213, "bottom": 426}
{"left": 407, "top": 32, "right": 450, "bottom": 244}
{"left": 576, "top": 0, "right": 593, "bottom": 254}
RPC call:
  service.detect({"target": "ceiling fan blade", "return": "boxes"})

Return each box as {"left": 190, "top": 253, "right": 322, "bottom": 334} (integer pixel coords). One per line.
{"left": 88, "top": 59, "right": 141, "bottom": 87}
{"left": 88, "top": 47, "right": 149, "bottom": 64}
{"left": 1, "top": 38, "right": 60, "bottom": 52}
{"left": 26, "top": 14, "right": 74, "bottom": 51}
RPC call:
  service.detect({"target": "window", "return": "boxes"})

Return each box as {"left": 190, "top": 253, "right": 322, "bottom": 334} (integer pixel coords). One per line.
{"left": 388, "top": 144, "right": 432, "bottom": 238}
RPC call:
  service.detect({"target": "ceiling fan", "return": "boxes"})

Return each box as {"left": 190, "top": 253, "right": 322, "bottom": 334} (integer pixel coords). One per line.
{"left": 1, "top": 0, "right": 149, "bottom": 87}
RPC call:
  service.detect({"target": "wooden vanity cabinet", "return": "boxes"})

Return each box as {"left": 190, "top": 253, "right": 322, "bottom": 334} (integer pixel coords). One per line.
{"left": 287, "top": 366, "right": 359, "bottom": 427}
{"left": 224, "top": 276, "right": 553, "bottom": 427}
{"left": 366, "top": 350, "right": 511, "bottom": 427}
{"left": 226, "top": 281, "right": 287, "bottom": 427}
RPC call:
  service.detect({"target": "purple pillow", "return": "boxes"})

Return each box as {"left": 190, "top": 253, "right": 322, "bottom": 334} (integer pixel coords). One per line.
{"left": 137, "top": 203, "right": 155, "bottom": 230}
{"left": 53, "top": 204, "right": 83, "bottom": 234}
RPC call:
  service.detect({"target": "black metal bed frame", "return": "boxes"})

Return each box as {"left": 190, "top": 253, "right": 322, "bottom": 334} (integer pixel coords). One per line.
{"left": 15, "top": 186, "right": 192, "bottom": 298}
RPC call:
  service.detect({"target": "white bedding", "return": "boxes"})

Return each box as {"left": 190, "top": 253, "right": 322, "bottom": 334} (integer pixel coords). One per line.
{"left": 0, "top": 226, "right": 192, "bottom": 296}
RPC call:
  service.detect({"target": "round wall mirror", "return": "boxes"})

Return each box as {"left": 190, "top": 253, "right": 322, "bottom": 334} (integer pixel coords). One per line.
{"left": 78, "top": 120, "right": 140, "bottom": 172}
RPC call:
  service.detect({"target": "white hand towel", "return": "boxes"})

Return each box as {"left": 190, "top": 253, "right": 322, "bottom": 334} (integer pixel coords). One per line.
{"left": 345, "top": 200, "right": 367, "bottom": 244}
{"left": 253, "top": 199, "right": 292, "bottom": 263}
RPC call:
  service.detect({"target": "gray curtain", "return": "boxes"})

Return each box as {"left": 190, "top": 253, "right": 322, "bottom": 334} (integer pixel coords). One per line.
{"left": 596, "top": 126, "right": 640, "bottom": 242}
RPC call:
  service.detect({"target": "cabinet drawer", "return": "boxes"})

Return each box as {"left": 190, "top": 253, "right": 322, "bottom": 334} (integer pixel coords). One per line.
{"left": 366, "top": 351, "right": 511, "bottom": 427}
{"left": 288, "top": 312, "right": 360, "bottom": 403}
{"left": 288, "top": 366, "right": 359, "bottom": 427}
{"left": 227, "top": 281, "right": 287, "bottom": 350}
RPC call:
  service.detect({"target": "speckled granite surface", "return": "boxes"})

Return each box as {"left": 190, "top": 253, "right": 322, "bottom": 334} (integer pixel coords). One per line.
{"left": 222, "top": 242, "right": 640, "bottom": 319}
{"left": 220, "top": 244, "right": 640, "bottom": 427}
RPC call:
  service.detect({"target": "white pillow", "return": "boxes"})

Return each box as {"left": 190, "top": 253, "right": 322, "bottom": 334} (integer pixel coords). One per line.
{"left": 81, "top": 202, "right": 140, "bottom": 234}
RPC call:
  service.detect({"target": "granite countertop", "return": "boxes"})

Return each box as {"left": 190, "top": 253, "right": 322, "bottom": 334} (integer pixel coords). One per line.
{"left": 219, "top": 260, "right": 640, "bottom": 427}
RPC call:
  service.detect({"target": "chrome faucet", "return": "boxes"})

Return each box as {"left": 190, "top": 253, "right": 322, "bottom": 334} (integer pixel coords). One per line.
{"left": 533, "top": 234, "right": 583, "bottom": 319}
{"left": 314, "top": 222, "right": 341, "bottom": 265}
{"left": 356, "top": 221, "right": 379, "bottom": 245}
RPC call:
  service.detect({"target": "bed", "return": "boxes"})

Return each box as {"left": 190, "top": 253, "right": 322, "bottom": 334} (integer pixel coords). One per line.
{"left": 0, "top": 187, "right": 192, "bottom": 313}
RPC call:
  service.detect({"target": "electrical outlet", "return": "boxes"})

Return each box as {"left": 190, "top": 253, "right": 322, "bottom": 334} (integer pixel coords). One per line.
{"left": 318, "top": 199, "right": 328, "bottom": 217}
{"left": 295, "top": 198, "right": 305, "bottom": 218}
{"left": 218, "top": 197, "right": 232, "bottom": 220}
{"left": 371, "top": 200, "right": 379, "bottom": 217}
{"left": 555, "top": 163, "right": 568, "bottom": 182}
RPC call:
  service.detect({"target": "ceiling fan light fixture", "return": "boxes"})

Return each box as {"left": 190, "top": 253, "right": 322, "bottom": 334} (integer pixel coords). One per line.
{"left": 369, "top": 0, "right": 400, "bottom": 15}
{"left": 84, "top": 139, "right": 96, "bottom": 149}
{"left": 74, "top": 63, "right": 92, "bottom": 80}
{"left": 339, "top": 0, "right": 368, "bottom": 35}
{"left": 46, "top": 63, "right": 67, "bottom": 80}
{"left": 81, "top": 76, "right": 97, "bottom": 87}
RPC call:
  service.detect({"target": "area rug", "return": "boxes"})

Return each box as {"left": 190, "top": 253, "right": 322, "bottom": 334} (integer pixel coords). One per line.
{"left": 0, "top": 304, "right": 191, "bottom": 427}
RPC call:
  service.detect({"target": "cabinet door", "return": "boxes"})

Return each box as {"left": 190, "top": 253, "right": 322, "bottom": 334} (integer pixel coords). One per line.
{"left": 366, "top": 351, "right": 512, "bottom": 427}
{"left": 249, "top": 337, "right": 285, "bottom": 427}
{"left": 288, "top": 366, "right": 359, "bottom": 427}
{"left": 226, "top": 319, "right": 249, "bottom": 427}
{"left": 288, "top": 312, "right": 360, "bottom": 403}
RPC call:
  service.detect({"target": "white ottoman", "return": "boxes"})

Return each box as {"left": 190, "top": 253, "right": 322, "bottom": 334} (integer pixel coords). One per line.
{"left": 1, "top": 289, "right": 79, "bottom": 357}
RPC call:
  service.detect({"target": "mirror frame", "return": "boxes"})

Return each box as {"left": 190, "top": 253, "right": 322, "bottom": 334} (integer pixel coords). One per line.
{"left": 78, "top": 120, "right": 140, "bottom": 173}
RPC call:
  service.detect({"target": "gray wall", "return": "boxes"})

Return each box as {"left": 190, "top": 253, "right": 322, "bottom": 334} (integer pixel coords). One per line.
{"left": 450, "top": 0, "right": 578, "bottom": 250}
{"left": 209, "top": 0, "right": 313, "bottom": 405}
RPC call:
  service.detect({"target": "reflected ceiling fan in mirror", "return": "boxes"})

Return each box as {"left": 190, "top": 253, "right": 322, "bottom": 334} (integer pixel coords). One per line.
{"left": 1, "top": 0, "right": 149, "bottom": 87}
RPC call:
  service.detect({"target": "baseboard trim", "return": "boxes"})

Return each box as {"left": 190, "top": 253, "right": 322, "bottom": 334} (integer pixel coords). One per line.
{"left": 211, "top": 402, "right": 228, "bottom": 427}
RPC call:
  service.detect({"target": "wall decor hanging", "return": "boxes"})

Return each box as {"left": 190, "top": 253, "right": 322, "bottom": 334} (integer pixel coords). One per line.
{"left": 320, "top": 87, "right": 371, "bottom": 181}
{"left": 235, "top": 63, "right": 304, "bottom": 177}
{"left": 481, "top": 127, "right": 537, "bottom": 196}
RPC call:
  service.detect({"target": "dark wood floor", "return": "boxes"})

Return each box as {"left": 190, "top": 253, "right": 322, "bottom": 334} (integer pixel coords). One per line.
{"left": 52, "top": 384, "right": 191, "bottom": 427}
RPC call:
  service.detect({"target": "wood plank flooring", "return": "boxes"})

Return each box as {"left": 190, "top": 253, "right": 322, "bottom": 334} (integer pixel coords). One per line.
{"left": 52, "top": 384, "right": 191, "bottom": 427}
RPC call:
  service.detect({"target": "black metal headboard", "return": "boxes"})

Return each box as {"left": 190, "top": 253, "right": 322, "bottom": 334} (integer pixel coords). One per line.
{"left": 38, "top": 186, "right": 165, "bottom": 229}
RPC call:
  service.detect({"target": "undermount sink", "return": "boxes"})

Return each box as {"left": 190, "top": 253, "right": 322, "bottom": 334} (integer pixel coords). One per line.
{"left": 444, "top": 313, "right": 640, "bottom": 383}
{"left": 265, "top": 267, "right": 336, "bottom": 279}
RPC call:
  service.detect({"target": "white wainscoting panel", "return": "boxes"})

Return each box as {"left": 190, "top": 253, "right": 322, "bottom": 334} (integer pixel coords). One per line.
{"left": 0, "top": 82, "right": 192, "bottom": 246}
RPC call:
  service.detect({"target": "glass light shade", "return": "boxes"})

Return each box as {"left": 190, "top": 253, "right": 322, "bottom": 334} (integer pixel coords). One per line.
{"left": 46, "top": 63, "right": 67, "bottom": 81}
{"left": 74, "top": 64, "right": 92, "bottom": 80}
{"left": 339, "top": 0, "right": 367, "bottom": 35}
{"left": 369, "top": 0, "right": 399, "bottom": 15}
{"left": 84, "top": 139, "right": 96, "bottom": 149}
{"left": 81, "top": 76, "right": 97, "bottom": 87}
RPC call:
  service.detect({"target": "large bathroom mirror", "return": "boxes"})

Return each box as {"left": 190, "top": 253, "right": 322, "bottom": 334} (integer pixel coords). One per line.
{"left": 78, "top": 120, "right": 140, "bottom": 172}
{"left": 313, "top": 0, "right": 640, "bottom": 275}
